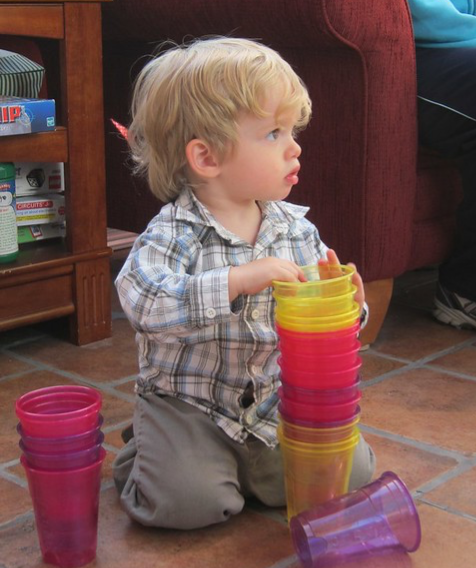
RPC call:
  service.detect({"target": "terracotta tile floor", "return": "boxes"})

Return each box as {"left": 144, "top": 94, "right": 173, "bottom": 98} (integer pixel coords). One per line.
{"left": 1, "top": 257, "right": 476, "bottom": 567}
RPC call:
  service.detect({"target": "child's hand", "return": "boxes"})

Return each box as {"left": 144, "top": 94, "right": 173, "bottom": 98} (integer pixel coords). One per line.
{"left": 319, "top": 250, "right": 365, "bottom": 315}
{"left": 229, "top": 258, "right": 306, "bottom": 301}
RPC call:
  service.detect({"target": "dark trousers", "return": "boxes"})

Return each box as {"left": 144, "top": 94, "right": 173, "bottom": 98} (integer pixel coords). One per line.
{"left": 416, "top": 47, "right": 476, "bottom": 301}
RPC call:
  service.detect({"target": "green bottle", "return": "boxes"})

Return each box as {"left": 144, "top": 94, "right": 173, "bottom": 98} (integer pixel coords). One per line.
{"left": 0, "top": 162, "right": 19, "bottom": 263}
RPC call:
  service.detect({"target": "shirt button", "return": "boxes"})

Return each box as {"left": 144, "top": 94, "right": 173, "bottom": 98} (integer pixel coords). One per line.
{"left": 205, "top": 307, "right": 217, "bottom": 319}
{"left": 251, "top": 309, "right": 260, "bottom": 320}
{"left": 244, "top": 414, "right": 254, "bottom": 425}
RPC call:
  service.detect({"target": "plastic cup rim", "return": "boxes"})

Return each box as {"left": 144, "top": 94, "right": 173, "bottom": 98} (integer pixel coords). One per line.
{"left": 20, "top": 447, "right": 106, "bottom": 475}
{"left": 16, "top": 385, "right": 102, "bottom": 421}
{"left": 273, "top": 264, "right": 355, "bottom": 289}
{"left": 279, "top": 405, "right": 361, "bottom": 429}
{"left": 369, "top": 471, "right": 422, "bottom": 552}
{"left": 278, "top": 355, "right": 362, "bottom": 377}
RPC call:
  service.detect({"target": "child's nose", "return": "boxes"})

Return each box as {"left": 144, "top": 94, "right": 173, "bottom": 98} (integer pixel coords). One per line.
{"left": 288, "top": 138, "right": 302, "bottom": 158}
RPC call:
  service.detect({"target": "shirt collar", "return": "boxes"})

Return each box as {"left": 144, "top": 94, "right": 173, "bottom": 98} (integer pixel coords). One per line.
{"left": 173, "top": 185, "right": 310, "bottom": 243}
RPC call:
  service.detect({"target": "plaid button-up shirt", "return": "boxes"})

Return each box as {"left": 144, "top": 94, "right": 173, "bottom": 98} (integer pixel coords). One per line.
{"left": 116, "top": 186, "right": 330, "bottom": 447}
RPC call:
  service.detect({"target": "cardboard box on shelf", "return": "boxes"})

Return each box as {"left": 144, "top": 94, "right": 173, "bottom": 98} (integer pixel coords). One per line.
{"left": 18, "top": 223, "right": 66, "bottom": 244}
{"left": 0, "top": 96, "right": 55, "bottom": 137}
{"left": 16, "top": 194, "right": 65, "bottom": 226}
{"left": 14, "top": 162, "right": 64, "bottom": 196}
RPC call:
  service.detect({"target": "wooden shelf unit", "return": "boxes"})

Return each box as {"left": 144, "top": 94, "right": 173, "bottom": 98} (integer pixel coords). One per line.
{"left": 0, "top": 0, "right": 112, "bottom": 345}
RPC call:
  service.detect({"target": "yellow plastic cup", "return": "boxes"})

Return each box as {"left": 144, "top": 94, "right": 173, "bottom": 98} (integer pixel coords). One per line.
{"left": 276, "top": 302, "right": 360, "bottom": 332}
{"left": 273, "top": 264, "right": 355, "bottom": 300}
{"left": 273, "top": 286, "right": 357, "bottom": 318}
{"left": 278, "top": 426, "right": 360, "bottom": 519}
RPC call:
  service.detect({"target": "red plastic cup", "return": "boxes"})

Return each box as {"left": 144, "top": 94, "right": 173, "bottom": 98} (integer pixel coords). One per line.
{"left": 279, "top": 406, "right": 361, "bottom": 443}
{"left": 277, "top": 322, "right": 360, "bottom": 356}
{"left": 16, "top": 385, "right": 102, "bottom": 438}
{"left": 20, "top": 432, "right": 105, "bottom": 470}
{"left": 17, "top": 415, "right": 104, "bottom": 454}
{"left": 278, "top": 387, "right": 361, "bottom": 423}
{"left": 278, "top": 341, "right": 361, "bottom": 373}
{"left": 21, "top": 448, "right": 106, "bottom": 568}
{"left": 290, "top": 471, "right": 421, "bottom": 568}
{"left": 278, "top": 357, "right": 361, "bottom": 389}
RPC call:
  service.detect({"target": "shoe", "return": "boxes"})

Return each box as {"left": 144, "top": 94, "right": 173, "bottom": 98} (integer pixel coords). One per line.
{"left": 433, "top": 283, "right": 476, "bottom": 330}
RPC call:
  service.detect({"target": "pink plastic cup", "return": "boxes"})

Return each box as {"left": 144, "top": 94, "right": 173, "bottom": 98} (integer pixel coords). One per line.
{"left": 21, "top": 448, "right": 106, "bottom": 568}
{"left": 17, "top": 415, "right": 104, "bottom": 454}
{"left": 279, "top": 357, "right": 362, "bottom": 389}
{"left": 290, "top": 471, "right": 421, "bottom": 568}
{"left": 277, "top": 322, "right": 360, "bottom": 356}
{"left": 279, "top": 406, "right": 361, "bottom": 443}
{"left": 278, "top": 387, "right": 362, "bottom": 423}
{"left": 16, "top": 385, "right": 102, "bottom": 438}
{"left": 20, "top": 432, "right": 105, "bottom": 470}
{"left": 278, "top": 341, "right": 361, "bottom": 373}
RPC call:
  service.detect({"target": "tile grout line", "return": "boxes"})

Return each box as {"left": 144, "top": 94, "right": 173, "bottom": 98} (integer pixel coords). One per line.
{"left": 412, "top": 456, "right": 476, "bottom": 495}
{"left": 417, "top": 497, "right": 476, "bottom": 523}
{"left": 1, "top": 350, "right": 136, "bottom": 404}
{"left": 358, "top": 424, "right": 472, "bottom": 462}
{"left": 264, "top": 555, "right": 298, "bottom": 568}
{"left": 0, "top": 510, "right": 34, "bottom": 532}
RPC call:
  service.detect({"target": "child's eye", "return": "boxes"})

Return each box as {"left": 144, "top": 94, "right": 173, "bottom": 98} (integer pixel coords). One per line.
{"left": 266, "top": 129, "right": 280, "bottom": 141}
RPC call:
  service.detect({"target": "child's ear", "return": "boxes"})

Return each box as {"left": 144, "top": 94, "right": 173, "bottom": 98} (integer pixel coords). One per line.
{"left": 186, "top": 139, "right": 220, "bottom": 179}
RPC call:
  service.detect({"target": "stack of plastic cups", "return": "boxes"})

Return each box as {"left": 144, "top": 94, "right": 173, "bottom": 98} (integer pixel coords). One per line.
{"left": 15, "top": 385, "right": 105, "bottom": 568}
{"left": 273, "top": 265, "right": 363, "bottom": 520}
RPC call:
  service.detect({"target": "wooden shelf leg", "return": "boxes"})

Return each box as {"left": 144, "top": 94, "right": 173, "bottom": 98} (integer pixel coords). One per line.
{"left": 69, "top": 257, "right": 112, "bottom": 345}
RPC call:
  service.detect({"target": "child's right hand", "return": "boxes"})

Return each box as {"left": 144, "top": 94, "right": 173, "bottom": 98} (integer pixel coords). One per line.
{"left": 229, "top": 258, "right": 306, "bottom": 301}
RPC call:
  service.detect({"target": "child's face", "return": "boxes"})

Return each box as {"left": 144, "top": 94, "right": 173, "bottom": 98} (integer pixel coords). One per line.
{"left": 218, "top": 91, "right": 303, "bottom": 203}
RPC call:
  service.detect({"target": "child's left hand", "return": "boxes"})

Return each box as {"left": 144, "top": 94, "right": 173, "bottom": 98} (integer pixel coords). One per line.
{"left": 318, "top": 249, "right": 365, "bottom": 315}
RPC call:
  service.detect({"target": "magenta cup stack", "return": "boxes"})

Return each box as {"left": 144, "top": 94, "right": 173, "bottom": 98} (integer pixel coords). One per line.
{"left": 273, "top": 265, "right": 363, "bottom": 519}
{"left": 15, "top": 385, "right": 105, "bottom": 568}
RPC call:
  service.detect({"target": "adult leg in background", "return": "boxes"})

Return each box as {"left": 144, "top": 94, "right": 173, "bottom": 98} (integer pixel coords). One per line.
{"left": 415, "top": 48, "right": 476, "bottom": 317}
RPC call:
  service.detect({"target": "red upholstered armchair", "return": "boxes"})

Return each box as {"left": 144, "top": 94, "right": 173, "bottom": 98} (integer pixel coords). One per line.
{"left": 101, "top": 0, "right": 462, "bottom": 345}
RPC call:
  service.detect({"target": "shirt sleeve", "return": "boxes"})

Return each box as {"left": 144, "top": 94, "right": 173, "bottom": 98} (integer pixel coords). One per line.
{"left": 115, "top": 229, "right": 233, "bottom": 338}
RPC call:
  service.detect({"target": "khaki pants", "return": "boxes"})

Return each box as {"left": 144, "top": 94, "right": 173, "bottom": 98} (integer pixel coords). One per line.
{"left": 113, "top": 393, "right": 375, "bottom": 529}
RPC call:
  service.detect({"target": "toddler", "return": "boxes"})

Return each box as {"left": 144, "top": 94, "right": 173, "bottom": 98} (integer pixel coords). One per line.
{"left": 113, "top": 37, "right": 375, "bottom": 529}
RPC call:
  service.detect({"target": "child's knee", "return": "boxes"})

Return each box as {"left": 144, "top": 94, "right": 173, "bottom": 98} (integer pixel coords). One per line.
{"left": 116, "top": 456, "right": 245, "bottom": 529}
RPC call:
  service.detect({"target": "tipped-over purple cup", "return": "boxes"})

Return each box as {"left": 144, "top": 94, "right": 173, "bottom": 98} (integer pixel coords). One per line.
{"left": 290, "top": 471, "right": 421, "bottom": 568}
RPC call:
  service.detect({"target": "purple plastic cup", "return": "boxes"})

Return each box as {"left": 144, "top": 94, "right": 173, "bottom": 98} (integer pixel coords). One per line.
{"left": 17, "top": 415, "right": 104, "bottom": 453}
{"left": 290, "top": 471, "right": 421, "bottom": 568}
{"left": 20, "top": 432, "right": 105, "bottom": 470}
{"left": 15, "top": 385, "right": 102, "bottom": 438}
{"left": 280, "top": 379, "right": 361, "bottom": 405}
{"left": 21, "top": 448, "right": 106, "bottom": 568}
{"left": 278, "top": 387, "right": 362, "bottom": 423}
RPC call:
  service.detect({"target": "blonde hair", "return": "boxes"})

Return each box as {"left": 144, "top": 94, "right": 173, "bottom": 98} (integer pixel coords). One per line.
{"left": 128, "top": 37, "right": 312, "bottom": 202}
